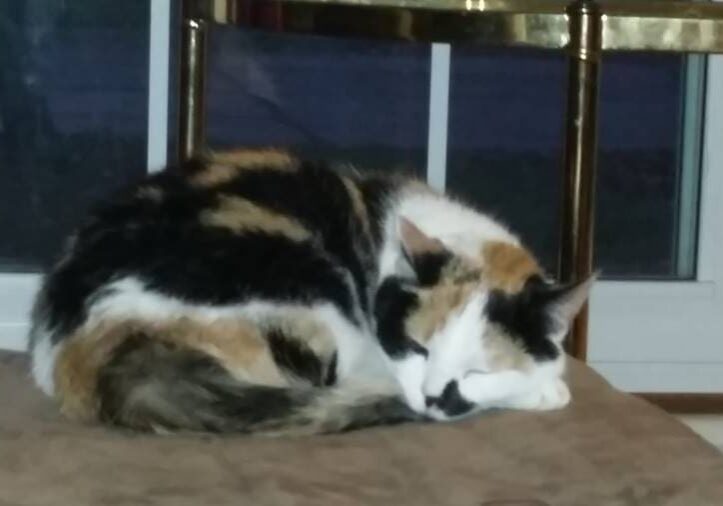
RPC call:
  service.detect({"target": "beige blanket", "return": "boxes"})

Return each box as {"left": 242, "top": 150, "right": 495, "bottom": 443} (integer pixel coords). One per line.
{"left": 1, "top": 351, "right": 722, "bottom": 506}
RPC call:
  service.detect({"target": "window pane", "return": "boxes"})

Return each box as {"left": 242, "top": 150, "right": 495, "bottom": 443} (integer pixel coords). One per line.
{"left": 447, "top": 48, "right": 696, "bottom": 279}
{"left": 204, "top": 27, "right": 429, "bottom": 174}
{"left": 596, "top": 54, "right": 691, "bottom": 278}
{"left": 0, "top": 1, "right": 149, "bottom": 271}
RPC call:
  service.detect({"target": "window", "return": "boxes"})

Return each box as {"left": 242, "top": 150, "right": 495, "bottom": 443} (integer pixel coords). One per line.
{"left": 447, "top": 50, "right": 699, "bottom": 279}
{"left": 1, "top": 5, "right": 722, "bottom": 393}
{"left": 0, "top": 1, "right": 149, "bottom": 270}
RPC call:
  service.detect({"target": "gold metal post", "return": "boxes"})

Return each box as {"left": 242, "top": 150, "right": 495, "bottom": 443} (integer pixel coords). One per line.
{"left": 179, "top": 4, "right": 208, "bottom": 162}
{"left": 559, "top": 0, "right": 602, "bottom": 360}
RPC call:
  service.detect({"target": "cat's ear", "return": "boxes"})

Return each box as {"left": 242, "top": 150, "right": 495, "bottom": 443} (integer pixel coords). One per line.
{"left": 540, "top": 273, "right": 597, "bottom": 330}
{"left": 398, "top": 217, "right": 451, "bottom": 285}
{"left": 399, "top": 217, "right": 446, "bottom": 258}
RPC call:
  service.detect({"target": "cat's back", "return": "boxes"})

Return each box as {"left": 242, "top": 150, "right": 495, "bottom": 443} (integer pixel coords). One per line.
{"left": 31, "top": 150, "right": 387, "bottom": 352}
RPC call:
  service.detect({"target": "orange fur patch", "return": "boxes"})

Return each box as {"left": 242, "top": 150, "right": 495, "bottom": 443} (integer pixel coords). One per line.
{"left": 481, "top": 242, "right": 542, "bottom": 293}
{"left": 191, "top": 148, "right": 296, "bottom": 187}
{"left": 405, "top": 284, "right": 476, "bottom": 343}
{"left": 199, "top": 195, "right": 311, "bottom": 241}
{"left": 341, "top": 176, "right": 372, "bottom": 240}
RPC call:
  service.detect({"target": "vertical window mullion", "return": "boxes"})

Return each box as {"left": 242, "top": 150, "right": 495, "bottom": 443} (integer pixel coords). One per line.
{"left": 147, "top": 0, "right": 171, "bottom": 173}
{"left": 426, "top": 43, "right": 451, "bottom": 191}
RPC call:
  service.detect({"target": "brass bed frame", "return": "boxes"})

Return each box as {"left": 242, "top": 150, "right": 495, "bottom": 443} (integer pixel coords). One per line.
{"left": 177, "top": 0, "right": 723, "bottom": 361}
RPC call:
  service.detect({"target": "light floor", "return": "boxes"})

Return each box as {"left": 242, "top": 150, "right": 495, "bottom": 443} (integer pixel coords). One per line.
{"left": 677, "top": 415, "right": 723, "bottom": 451}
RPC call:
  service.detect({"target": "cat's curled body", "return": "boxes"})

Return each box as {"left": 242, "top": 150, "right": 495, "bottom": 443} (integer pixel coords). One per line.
{"left": 29, "top": 149, "right": 592, "bottom": 435}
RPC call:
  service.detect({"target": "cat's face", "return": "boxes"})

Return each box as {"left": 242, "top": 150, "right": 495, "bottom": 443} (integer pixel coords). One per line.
{"left": 395, "top": 218, "right": 593, "bottom": 420}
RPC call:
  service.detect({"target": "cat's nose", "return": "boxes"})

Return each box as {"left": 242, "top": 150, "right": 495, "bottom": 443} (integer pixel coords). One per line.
{"left": 422, "top": 373, "right": 449, "bottom": 401}
{"left": 432, "top": 380, "right": 475, "bottom": 417}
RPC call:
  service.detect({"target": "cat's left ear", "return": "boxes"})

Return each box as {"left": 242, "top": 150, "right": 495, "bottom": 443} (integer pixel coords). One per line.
{"left": 537, "top": 273, "right": 597, "bottom": 332}
{"left": 398, "top": 217, "right": 446, "bottom": 257}
{"left": 398, "top": 217, "right": 452, "bottom": 285}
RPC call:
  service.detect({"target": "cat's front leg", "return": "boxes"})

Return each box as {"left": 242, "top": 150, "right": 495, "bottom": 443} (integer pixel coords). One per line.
{"left": 392, "top": 353, "right": 427, "bottom": 413}
{"left": 457, "top": 369, "right": 531, "bottom": 409}
{"left": 458, "top": 372, "right": 571, "bottom": 411}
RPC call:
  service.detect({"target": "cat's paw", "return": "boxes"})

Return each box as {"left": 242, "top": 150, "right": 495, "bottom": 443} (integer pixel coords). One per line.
{"left": 544, "top": 378, "right": 571, "bottom": 409}
{"left": 505, "top": 378, "right": 571, "bottom": 411}
{"left": 393, "top": 354, "right": 427, "bottom": 413}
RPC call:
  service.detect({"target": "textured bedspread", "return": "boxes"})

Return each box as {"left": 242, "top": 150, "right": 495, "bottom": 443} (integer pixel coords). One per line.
{"left": 1, "top": 351, "right": 722, "bottom": 506}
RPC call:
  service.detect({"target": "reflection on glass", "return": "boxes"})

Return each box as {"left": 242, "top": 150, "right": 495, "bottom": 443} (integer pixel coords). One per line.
{"left": 0, "top": 1, "right": 149, "bottom": 271}
{"left": 205, "top": 26, "right": 430, "bottom": 175}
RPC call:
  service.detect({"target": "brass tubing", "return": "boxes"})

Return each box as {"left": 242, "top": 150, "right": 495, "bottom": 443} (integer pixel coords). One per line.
{"left": 179, "top": 15, "right": 208, "bottom": 161}
{"left": 199, "top": 0, "right": 723, "bottom": 54}
{"left": 559, "top": 0, "right": 601, "bottom": 360}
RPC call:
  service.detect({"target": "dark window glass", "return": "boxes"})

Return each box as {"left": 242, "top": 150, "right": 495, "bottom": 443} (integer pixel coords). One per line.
{"left": 0, "top": 1, "right": 149, "bottom": 270}
{"left": 205, "top": 27, "right": 430, "bottom": 174}
{"left": 447, "top": 48, "right": 689, "bottom": 278}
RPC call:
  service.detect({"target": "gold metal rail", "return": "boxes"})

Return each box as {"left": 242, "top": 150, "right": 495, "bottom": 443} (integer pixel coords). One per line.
{"left": 179, "top": 0, "right": 723, "bottom": 360}
{"left": 190, "top": 0, "right": 723, "bottom": 52}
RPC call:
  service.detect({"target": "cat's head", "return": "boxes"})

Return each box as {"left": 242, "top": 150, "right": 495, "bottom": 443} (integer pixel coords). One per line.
{"left": 394, "top": 218, "right": 594, "bottom": 419}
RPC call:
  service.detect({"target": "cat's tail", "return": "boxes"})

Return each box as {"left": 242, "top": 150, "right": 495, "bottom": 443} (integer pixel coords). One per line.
{"left": 95, "top": 336, "right": 419, "bottom": 436}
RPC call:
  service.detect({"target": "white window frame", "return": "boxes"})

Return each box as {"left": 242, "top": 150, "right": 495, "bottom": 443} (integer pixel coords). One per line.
{"left": 1, "top": 11, "right": 721, "bottom": 395}
{"left": 588, "top": 52, "right": 723, "bottom": 392}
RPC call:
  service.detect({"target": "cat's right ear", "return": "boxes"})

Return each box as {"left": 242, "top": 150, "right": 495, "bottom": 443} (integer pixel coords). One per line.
{"left": 398, "top": 217, "right": 451, "bottom": 285}
{"left": 532, "top": 273, "right": 597, "bottom": 342}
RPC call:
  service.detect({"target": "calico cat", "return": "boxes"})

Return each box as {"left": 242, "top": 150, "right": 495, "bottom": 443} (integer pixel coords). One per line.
{"left": 29, "top": 148, "right": 592, "bottom": 435}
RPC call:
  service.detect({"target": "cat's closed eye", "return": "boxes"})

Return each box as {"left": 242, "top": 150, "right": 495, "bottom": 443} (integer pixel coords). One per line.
{"left": 463, "top": 369, "right": 490, "bottom": 378}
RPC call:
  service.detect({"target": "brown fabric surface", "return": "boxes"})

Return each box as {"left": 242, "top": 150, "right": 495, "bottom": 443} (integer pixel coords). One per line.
{"left": 1, "top": 352, "right": 722, "bottom": 506}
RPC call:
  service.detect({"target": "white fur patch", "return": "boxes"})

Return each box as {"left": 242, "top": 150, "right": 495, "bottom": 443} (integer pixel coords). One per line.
{"left": 393, "top": 354, "right": 427, "bottom": 413}
{"left": 501, "top": 378, "right": 571, "bottom": 411}
{"left": 396, "top": 191, "right": 519, "bottom": 259}
{"left": 457, "top": 353, "right": 568, "bottom": 411}
{"left": 376, "top": 189, "right": 520, "bottom": 281}
{"left": 423, "top": 291, "right": 488, "bottom": 399}
{"left": 313, "top": 304, "right": 389, "bottom": 382}
{"left": 31, "top": 333, "right": 61, "bottom": 396}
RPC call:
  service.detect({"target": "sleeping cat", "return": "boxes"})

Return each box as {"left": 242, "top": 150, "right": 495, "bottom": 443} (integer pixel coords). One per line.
{"left": 29, "top": 148, "right": 592, "bottom": 435}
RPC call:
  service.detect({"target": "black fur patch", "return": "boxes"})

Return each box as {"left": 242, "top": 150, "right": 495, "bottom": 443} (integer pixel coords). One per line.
{"left": 405, "top": 250, "right": 453, "bottom": 286}
{"left": 485, "top": 279, "right": 560, "bottom": 361}
{"left": 374, "top": 277, "right": 428, "bottom": 359}
{"left": 341, "top": 397, "right": 420, "bottom": 432}
{"left": 324, "top": 352, "right": 338, "bottom": 387}
{"left": 44, "top": 220, "right": 357, "bottom": 345}
{"left": 215, "top": 162, "right": 375, "bottom": 313}
{"left": 267, "top": 328, "right": 325, "bottom": 387}
{"left": 431, "top": 380, "right": 475, "bottom": 417}
{"left": 45, "top": 227, "right": 356, "bottom": 343}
